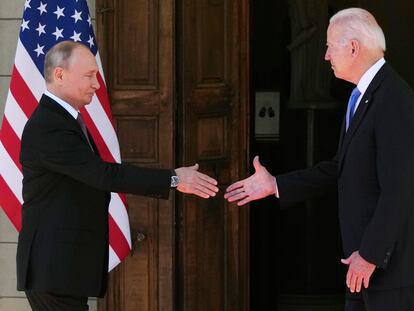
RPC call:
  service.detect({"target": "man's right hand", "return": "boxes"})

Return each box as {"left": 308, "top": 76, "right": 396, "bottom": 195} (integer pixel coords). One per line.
{"left": 224, "top": 156, "right": 277, "bottom": 206}
{"left": 174, "top": 164, "right": 219, "bottom": 199}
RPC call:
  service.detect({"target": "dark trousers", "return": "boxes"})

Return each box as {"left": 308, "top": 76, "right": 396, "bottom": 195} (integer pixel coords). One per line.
{"left": 25, "top": 290, "right": 89, "bottom": 311}
{"left": 345, "top": 286, "right": 414, "bottom": 311}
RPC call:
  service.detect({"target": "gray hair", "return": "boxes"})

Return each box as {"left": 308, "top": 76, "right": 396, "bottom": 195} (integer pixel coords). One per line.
{"left": 330, "top": 8, "right": 386, "bottom": 53}
{"left": 44, "top": 41, "right": 86, "bottom": 83}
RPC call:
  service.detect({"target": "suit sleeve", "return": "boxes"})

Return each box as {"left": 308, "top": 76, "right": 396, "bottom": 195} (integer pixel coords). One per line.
{"left": 22, "top": 123, "right": 172, "bottom": 199}
{"left": 276, "top": 156, "right": 338, "bottom": 207}
{"left": 359, "top": 86, "right": 414, "bottom": 268}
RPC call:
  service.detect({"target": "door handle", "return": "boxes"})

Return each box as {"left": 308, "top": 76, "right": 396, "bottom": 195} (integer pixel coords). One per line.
{"left": 136, "top": 232, "right": 146, "bottom": 243}
{"left": 131, "top": 231, "right": 147, "bottom": 255}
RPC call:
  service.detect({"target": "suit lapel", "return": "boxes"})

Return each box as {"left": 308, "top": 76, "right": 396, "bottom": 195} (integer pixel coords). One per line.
{"left": 338, "top": 63, "right": 390, "bottom": 172}
{"left": 338, "top": 119, "right": 346, "bottom": 155}
{"left": 40, "top": 95, "right": 98, "bottom": 154}
{"left": 41, "top": 95, "right": 79, "bottom": 128}
{"left": 86, "top": 130, "right": 99, "bottom": 155}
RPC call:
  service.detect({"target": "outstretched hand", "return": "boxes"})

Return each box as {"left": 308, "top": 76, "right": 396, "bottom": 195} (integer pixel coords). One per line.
{"left": 175, "top": 164, "right": 219, "bottom": 199}
{"left": 224, "top": 156, "right": 277, "bottom": 206}
{"left": 341, "top": 251, "right": 376, "bottom": 293}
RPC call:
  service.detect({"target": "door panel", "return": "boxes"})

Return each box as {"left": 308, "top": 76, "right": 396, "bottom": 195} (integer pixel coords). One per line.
{"left": 114, "top": 0, "right": 157, "bottom": 87}
{"left": 96, "top": 0, "right": 175, "bottom": 310}
{"left": 178, "top": 0, "right": 249, "bottom": 310}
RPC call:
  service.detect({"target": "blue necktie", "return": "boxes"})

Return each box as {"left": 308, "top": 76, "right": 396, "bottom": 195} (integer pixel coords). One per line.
{"left": 346, "top": 87, "right": 361, "bottom": 130}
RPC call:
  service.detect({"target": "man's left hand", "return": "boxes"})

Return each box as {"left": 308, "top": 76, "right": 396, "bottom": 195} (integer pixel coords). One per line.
{"left": 341, "top": 251, "right": 376, "bottom": 293}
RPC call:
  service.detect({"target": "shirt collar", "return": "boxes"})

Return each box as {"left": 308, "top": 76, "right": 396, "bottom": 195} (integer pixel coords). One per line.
{"left": 44, "top": 90, "right": 79, "bottom": 119}
{"left": 357, "top": 57, "right": 386, "bottom": 95}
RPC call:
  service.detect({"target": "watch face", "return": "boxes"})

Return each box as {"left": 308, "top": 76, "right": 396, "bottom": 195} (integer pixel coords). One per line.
{"left": 171, "top": 175, "right": 180, "bottom": 187}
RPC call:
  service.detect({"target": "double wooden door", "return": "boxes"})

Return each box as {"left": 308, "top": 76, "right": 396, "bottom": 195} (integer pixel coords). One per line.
{"left": 95, "top": 0, "right": 249, "bottom": 310}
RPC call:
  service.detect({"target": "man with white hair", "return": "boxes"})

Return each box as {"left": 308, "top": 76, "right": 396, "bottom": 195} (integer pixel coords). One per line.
{"left": 225, "top": 8, "right": 414, "bottom": 310}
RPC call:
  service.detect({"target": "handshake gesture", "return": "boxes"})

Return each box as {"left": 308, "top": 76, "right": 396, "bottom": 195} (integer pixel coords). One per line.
{"left": 180, "top": 156, "right": 277, "bottom": 203}
{"left": 174, "top": 164, "right": 219, "bottom": 198}
{"left": 224, "top": 156, "right": 277, "bottom": 205}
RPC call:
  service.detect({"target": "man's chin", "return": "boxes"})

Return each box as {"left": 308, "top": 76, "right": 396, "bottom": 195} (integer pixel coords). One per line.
{"left": 80, "top": 100, "right": 92, "bottom": 108}
{"left": 85, "top": 95, "right": 94, "bottom": 104}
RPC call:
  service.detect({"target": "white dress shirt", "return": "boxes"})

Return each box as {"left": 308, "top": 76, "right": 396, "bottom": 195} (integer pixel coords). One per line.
{"left": 44, "top": 90, "right": 79, "bottom": 119}
{"left": 353, "top": 57, "right": 386, "bottom": 113}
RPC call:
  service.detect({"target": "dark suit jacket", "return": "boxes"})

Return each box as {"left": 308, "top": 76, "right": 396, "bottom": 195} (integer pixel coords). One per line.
{"left": 277, "top": 63, "right": 414, "bottom": 290}
{"left": 17, "top": 94, "right": 172, "bottom": 297}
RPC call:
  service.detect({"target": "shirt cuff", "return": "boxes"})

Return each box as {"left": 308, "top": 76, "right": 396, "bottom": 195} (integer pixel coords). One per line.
{"left": 274, "top": 176, "right": 279, "bottom": 198}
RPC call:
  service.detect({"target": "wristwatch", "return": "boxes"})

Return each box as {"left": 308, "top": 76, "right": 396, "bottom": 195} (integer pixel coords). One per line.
{"left": 171, "top": 170, "right": 180, "bottom": 187}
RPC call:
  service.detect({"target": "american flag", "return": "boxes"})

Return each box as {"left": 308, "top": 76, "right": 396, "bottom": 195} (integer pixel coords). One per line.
{"left": 0, "top": 0, "right": 131, "bottom": 271}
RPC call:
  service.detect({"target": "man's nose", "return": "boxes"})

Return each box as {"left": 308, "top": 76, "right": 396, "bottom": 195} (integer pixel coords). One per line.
{"left": 92, "top": 76, "right": 100, "bottom": 90}
{"left": 324, "top": 49, "right": 330, "bottom": 61}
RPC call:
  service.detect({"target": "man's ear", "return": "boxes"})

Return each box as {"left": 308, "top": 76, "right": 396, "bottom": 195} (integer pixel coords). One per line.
{"left": 350, "top": 40, "right": 360, "bottom": 56}
{"left": 54, "top": 67, "right": 64, "bottom": 84}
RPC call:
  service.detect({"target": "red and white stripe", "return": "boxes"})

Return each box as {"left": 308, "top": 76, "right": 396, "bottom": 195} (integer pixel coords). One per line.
{"left": 0, "top": 39, "right": 131, "bottom": 271}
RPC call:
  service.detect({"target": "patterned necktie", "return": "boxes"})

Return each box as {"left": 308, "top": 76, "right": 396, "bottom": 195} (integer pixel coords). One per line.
{"left": 76, "top": 113, "right": 94, "bottom": 151}
{"left": 346, "top": 87, "right": 361, "bottom": 130}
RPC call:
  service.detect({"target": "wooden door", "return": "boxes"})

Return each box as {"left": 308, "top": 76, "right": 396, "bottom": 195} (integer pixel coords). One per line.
{"left": 95, "top": 0, "right": 250, "bottom": 309}
{"left": 177, "top": 0, "right": 250, "bottom": 310}
{"left": 96, "top": 0, "right": 176, "bottom": 310}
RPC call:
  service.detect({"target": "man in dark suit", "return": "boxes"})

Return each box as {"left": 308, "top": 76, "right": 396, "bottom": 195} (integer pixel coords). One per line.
{"left": 18, "top": 40, "right": 219, "bottom": 311}
{"left": 225, "top": 8, "right": 414, "bottom": 310}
